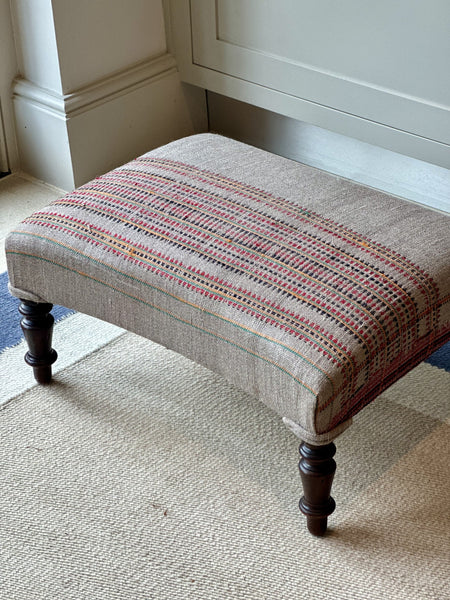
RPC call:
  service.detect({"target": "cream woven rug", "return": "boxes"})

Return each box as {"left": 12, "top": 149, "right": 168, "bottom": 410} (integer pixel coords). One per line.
{"left": 1, "top": 321, "right": 449, "bottom": 599}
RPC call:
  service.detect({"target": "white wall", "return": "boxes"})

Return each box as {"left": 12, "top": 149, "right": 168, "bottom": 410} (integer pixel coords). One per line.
{"left": 0, "top": 0, "right": 19, "bottom": 172}
{"left": 11, "top": 0, "right": 207, "bottom": 190}
{"left": 52, "top": 0, "right": 167, "bottom": 92}
{"left": 12, "top": 0, "right": 62, "bottom": 93}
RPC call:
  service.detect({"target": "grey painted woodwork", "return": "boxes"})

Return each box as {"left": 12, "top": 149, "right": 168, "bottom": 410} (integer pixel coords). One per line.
{"left": 208, "top": 92, "right": 450, "bottom": 213}
{"left": 169, "top": 0, "right": 450, "bottom": 170}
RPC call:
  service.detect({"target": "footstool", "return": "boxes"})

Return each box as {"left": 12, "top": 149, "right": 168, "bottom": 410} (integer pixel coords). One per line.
{"left": 6, "top": 134, "right": 450, "bottom": 535}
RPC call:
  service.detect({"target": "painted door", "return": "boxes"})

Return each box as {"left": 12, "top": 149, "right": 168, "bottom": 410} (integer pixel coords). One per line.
{"left": 178, "top": 0, "right": 450, "bottom": 168}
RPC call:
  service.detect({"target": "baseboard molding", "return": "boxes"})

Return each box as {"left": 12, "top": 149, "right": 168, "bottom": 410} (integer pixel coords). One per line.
{"left": 13, "top": 54, "right": 207, "bottom": 189}
{"left": 208, "top": 92, "right": 450, "bottom": 214}
{"left": 13, "top": 94, "right": 74, "bottom": 190}
{"left": 68, "top": 72, "right": 207, "bottom": 188}
{"left": 14, "top": 54, "right": 178, "bottom": 119}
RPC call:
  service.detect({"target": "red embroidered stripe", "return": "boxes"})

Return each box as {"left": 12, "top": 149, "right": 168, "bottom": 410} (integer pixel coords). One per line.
{"left": 21, "top": 157, "right": 448, "bottom": 430}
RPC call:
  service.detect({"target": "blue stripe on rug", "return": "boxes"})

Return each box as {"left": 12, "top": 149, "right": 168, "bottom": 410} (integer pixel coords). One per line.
{"left": 0, "top": 271, "right": 74, "bottom": 354}
{"left": 425, "top": 341, "right": 450, "bottom": 373}
{"left": 0, "top": 271, "right": 449, "bottom": 371}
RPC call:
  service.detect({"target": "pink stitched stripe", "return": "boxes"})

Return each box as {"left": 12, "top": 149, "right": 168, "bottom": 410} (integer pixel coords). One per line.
{"left": 21, "top": 157, "right": 449, "bottom": 431}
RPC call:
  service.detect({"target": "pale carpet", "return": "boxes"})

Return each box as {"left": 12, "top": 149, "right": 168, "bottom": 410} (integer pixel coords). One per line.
{"left": 0, "top": 173, "right": 63, "bottom": 272}
{"left": 0, "top": 330, "right": 449, "bottom": 599}
{"left": 1, "top": 173, "right": 449, "bottom": 599}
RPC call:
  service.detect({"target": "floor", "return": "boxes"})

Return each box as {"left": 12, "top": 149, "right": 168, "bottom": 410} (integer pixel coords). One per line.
{"left": 0, "top": 173, "right": 62, "bottom": 272}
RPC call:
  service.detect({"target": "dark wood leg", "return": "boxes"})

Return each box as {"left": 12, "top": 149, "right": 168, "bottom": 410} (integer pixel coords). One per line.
{"left": 19, "top": 300, "right": 57, "bottom": 384}
{"left": 298, "top": 441, "right": 336, "bottom": 536}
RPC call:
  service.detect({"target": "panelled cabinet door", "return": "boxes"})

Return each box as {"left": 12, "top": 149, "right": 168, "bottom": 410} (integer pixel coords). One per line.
{"left": 171, "top": 0, "right": 450, "bottom": 168}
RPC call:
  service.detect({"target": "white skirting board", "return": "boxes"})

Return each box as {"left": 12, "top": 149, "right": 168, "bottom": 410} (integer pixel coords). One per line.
{"left": 208, "top": 92, "right": 450, "bottom": 214}
{"left": 13, "top": 54, "right": 207, "bottom": 190}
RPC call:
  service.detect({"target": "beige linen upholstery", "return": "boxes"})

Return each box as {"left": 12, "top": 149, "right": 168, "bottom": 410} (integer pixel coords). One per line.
{"left": 6, "top": 134, "right": 450, "bottom": 445}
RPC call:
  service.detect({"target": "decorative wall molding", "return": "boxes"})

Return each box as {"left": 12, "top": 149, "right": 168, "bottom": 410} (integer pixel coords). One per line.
{"left": 13, "top": 51, "right": 206, "bottom": 190}
{"left": 13, "top": 53, "right": 178, "bottom": 119}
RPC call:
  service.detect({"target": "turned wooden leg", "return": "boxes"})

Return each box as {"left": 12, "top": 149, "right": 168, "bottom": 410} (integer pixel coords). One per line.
{"left": 298, "top": 441, "right": 336, "bottom": 536}
{"left": 19, "top": 300, "right": 58, "bottom": 384}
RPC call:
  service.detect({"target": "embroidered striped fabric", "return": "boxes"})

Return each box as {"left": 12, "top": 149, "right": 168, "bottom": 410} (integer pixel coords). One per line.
{"left": 13, "top": 155, "right": 450, "bottom": 434}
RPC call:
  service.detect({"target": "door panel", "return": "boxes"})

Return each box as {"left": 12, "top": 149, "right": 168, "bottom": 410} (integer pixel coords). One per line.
{"left": 190, "top": 0, "right": 450, "bottom": 147}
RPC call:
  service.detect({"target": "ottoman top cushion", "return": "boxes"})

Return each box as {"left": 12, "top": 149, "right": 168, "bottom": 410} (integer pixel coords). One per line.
{"left": 6, "top": 134, "right": 450, "bottom": 444}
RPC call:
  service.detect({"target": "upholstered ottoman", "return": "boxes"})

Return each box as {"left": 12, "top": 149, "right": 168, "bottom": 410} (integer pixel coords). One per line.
{"left": 6, "top": 134, "right": 450, "bottom": 535}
